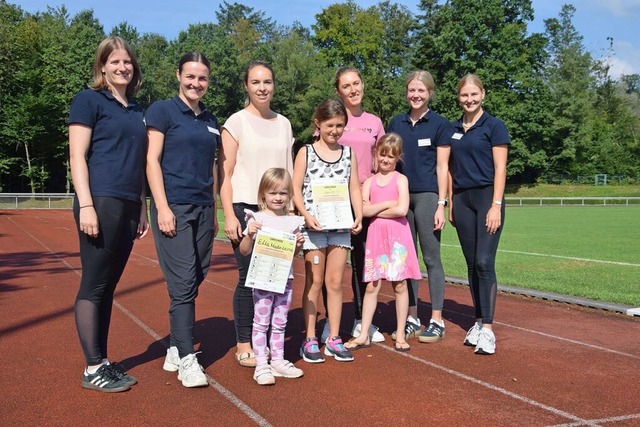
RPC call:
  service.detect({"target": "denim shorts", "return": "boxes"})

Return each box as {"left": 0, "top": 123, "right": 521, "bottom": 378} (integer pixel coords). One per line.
{"left": 302, "top": 229, "right": 352, "bottom": 251}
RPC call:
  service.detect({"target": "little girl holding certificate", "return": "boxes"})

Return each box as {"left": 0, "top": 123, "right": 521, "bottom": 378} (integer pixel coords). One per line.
{"left": 343, "top": 133, "right": 422, "bottom": 352}
{"left": 239, "top": 168, "right": 305, "bottom": 386}
{"left": 292, "top": 99, "right": 363, "bottom": 363}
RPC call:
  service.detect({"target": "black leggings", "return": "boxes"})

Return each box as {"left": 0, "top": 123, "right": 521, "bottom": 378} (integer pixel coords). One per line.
{"left": 74, "top": 196, "right": 140, "bottom": 365}
{"left": 452, "top": 186, "right": 504, "bottom": 324}
{"left": 231, "top": 203, "right": 259, "bottom": 344}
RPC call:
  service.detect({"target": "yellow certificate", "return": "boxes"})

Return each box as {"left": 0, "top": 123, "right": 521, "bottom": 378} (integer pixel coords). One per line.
{"left": 311, "top": 177, "right": 354, "bottom": 230}
{"left": 246, "top": 227, "right": 297, "bottom": 294}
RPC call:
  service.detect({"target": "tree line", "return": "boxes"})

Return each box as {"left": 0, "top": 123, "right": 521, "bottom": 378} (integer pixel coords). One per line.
{"left": 1, "top": 0, "right": 639, "bottom": 193}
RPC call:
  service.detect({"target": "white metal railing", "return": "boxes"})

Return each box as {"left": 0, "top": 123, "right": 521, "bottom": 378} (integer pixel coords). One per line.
{"left": 505, "top": 197, "right": 640, "bottom": 206}
{"left": 0, "top": 193, "right": 74, "bottom": 209}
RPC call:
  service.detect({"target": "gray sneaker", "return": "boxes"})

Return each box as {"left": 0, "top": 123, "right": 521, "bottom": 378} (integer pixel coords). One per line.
{"left": 464, "top": 323, "right": 482, "bottom": 347}
{"left": 391, "top": 316, "right": 422, "bottom": 341}
{"left": 418, "top": 321, "right": 445, "bottom": 343}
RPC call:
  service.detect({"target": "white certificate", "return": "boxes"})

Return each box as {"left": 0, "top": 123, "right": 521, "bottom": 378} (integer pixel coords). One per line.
{"left": 311, "top": 177, "right": 354, "bottom": 230}
{"left": 246, "top": 227, "right": 297, "bottom": 294}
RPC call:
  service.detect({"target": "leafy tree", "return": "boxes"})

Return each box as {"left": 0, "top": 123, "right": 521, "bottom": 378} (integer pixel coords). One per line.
{"left": 544, "top": 4, "right": 597, "bottom": 176}
{"left": 414, "top": 0, "right": 550, "bottom": 181}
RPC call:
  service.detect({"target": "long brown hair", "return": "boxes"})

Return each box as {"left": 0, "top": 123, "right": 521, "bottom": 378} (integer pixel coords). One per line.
{"left": 89, "top": 36, "right": 142, "bottom": 97}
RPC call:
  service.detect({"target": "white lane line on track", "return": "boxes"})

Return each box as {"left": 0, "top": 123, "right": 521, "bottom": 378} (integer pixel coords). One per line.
{"left": 548, "top": 412, "right": 640, "bottom": 426}
{"left": 441, "top": 244, "right": 640, "bottom": 267}
{"left": 8, "top": 217, "right": 273, "bottom": 427}
{"left": 376, "top": 344, "right": 591, "bottom": 425}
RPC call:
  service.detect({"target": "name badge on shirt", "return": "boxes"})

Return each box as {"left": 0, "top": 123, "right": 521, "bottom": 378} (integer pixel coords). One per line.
{"left": 452, "top": 133, "right": 463, "bottom": 140}
{"left": 207, "top": 126, "right": 220, "bottom": 135}
{"left": 418, "top": 138, "right": 431, "bottom": 147}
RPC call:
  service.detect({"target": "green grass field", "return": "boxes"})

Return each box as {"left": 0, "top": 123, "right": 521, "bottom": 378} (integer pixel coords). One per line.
{"left": 217, "top": 203, "right": 640, "bottom": 307}
{"left": 439, "top": 206, "right": 640, "bottom": 306}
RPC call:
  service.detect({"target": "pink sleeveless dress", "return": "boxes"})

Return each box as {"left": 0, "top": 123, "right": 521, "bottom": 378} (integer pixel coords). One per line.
{"left": 363, "top": 172, "right": 422, "bottom": 282}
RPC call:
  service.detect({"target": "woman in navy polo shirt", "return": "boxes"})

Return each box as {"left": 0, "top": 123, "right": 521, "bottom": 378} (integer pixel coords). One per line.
{"left": 146, "top": 52, "right": 221, "bottom": 387}
{"left": 387, "top": 70, "right": 452, "bottom": 344}
{"left": 449, "top": 74, "right": 509, "bottom": 355}
{"left": 69, "top": 36, "right": 148, "bottom": 393}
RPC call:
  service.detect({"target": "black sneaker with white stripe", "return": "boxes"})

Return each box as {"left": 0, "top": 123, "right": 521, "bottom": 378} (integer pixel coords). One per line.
{"left": 82, "top": 364, "right": 130, "bottom": 393}
{"left": 107, "top": 362, "right": 137, "bottom": 386}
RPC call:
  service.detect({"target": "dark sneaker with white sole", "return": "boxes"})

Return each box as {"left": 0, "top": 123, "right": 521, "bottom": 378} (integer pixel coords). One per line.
{"left": 107, "top": 362, "right": 137, "bottom": 386}
{"left": 82, "top": 364, "right": 130, "bottom": 393}
{"left": 419, "top": 321, "right": 445, "bottom": 343}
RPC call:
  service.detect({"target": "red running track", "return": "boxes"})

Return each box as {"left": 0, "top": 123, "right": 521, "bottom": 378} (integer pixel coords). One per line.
{"left": 1, "top": 210, "right": 639, "bottom": 426}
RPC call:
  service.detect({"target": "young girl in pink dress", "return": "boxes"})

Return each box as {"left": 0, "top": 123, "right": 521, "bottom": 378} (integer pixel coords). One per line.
{"left": 344, "top": 133, "right": 422, "bottom": 352}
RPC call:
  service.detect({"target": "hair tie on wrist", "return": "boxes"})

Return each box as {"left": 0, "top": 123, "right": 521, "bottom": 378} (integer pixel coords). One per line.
{"left": 80, "top": 205, "right": 94, "bottom": 209}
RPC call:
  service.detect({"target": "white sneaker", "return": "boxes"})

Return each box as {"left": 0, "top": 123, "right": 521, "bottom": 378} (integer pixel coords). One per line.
{"left": 351, "top": 320, "right": 385, "bottom": 343}
{"left": 270, "top": 359, "right": 303, "bottom": 378}
{"left": 320, "top": 321, "right": 330, "bottom": 344}
{"left": 178, "top": 353, "right": 208, "bottom": 387}
{"left": 253, "top": 364, "right": 275, "bottom": 385}
{"left": 464, "top": 323, "right": 482, "bottom": 347}
{"left": 474, "top": 329, "right": 496, "bottom": 355}
{"left": 163, "top": 346, "right": 179, "bottom": 372}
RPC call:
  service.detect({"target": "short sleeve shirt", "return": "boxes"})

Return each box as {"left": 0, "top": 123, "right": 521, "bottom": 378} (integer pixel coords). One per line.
{"left": 387, "top": 110, "right": 453, "bottom": 194}
{"left": 450, "top": 111, "right": 510, "bottom": 190}
{"left": 68, "top": 89, "right": 146, "bottom": 202}
{"left": 145, "top": 96, "right": 221, "bottom": 205}
{"left": 339, "top": 112, "right": 385, "bottom": 185}
{"left": 223, "top": 110, "right": 294, "bottom": 205}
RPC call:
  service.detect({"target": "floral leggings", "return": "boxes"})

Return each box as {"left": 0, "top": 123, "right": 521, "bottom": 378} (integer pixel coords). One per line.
{"left": 252, "top": 280, "right": 293, "bottom": 365}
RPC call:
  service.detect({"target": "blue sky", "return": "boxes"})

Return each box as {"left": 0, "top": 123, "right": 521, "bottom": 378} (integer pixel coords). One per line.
{"left": 19, "top": 0, "right": 640, "bottom": 79}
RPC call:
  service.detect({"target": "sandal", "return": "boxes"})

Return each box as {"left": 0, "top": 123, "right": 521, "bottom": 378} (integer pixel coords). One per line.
{"left": 344, "top": 337, "right": 371, "bottom": 351}
{"left": 394, "top": 341, "right": 410, "bottom": 352}
{"left": 235, "top": 351, "right": 257, "bottom": 367}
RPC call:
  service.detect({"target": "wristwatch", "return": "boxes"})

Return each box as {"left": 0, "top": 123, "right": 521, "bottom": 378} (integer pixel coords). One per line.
{"left": 437, "top": 199, "right": 448, "bottom": 207}
{"left": 493, "top": 200, "right": 503, "bottom": 206}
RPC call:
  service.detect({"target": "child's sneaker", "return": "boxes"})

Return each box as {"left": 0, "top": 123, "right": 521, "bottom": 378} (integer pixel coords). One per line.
{"left": 391, "top": 316, "right": 422, "bottom": 340}
{"left": 163, "top": 346, "right": 179, "bottom": 372}
{"left": 324, "top": 336, "right": 354, "bottom": 362}
{"left": 464, "top": 323, "right": 482, "bottom": 347}
{"left": 418, "top": 321, "right": 445, "bottom": 343}
{"left": 474, "top": 329, "right": 496, "bottom": 355}
{"left": 253, "top": 364, "right": 275, "bottom": 385}
{"left": 300, "top": 337, "right": 325, "bottom": 363}
{"left": 82, "top": 364, "right": 130, "bottom": 393}
{"left": 270, "top": 359, "right": 304, "bottom": 378}
{"left": 178, "top": 353, "right": 208, "bottom": 388}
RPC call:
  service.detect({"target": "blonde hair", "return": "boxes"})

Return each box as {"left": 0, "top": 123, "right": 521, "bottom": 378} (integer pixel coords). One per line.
{"left": 457, "top": 73, "right": 484, "bottom": 94}
{"left": 376, "top": 133, "right": 403, "bottom": 160}
{"left": 90, "top": 36, "right": 142, "bottom": 97}
{"left": 405, "top": 70, "right": 435, "bottom": 94}
{"left": 257, "top": 168, "right": 293, "bottom": 213}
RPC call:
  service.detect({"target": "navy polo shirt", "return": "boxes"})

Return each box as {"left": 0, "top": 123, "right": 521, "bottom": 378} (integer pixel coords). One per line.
{"left": 387, "top": 110, "right": 453, "bottom": 193}
{"left": 450, "top": 111, "right": 510, "bottom": 190}
{"left": 145, "top": 96, "right": 221, "bottom": 206}
{"left": 68, "top": 89, "right": 146, "bottom": 202}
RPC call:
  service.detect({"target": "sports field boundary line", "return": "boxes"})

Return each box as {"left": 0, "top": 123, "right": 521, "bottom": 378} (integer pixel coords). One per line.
{"left": 441, "top": 243, "right": 640, "bottom": 267}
